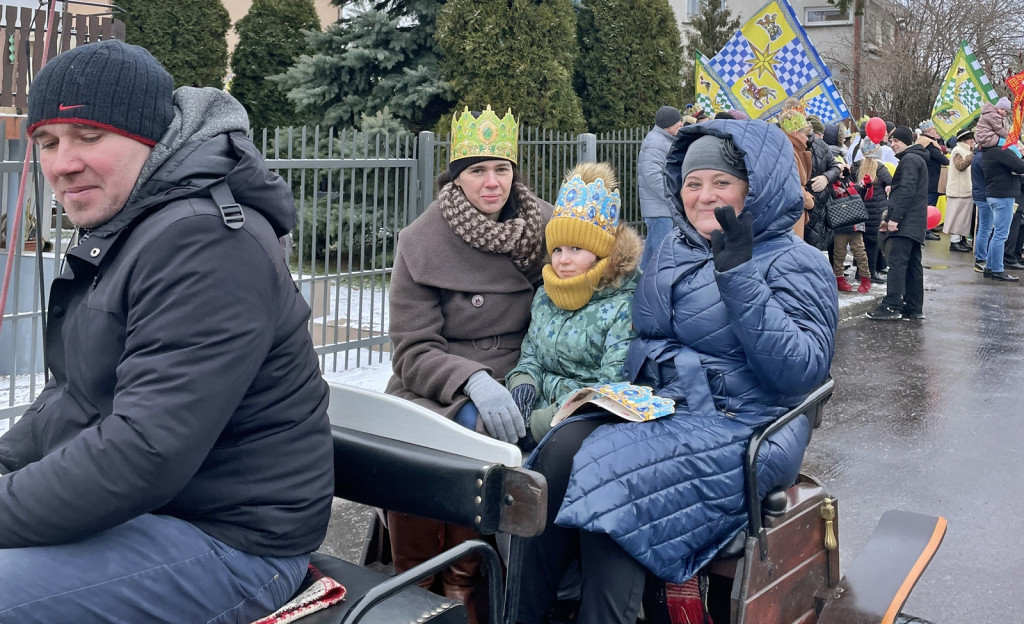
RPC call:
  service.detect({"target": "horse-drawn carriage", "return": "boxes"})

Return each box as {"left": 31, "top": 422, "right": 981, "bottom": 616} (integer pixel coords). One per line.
{"left": 295, "top": 378, "right": 945, "bottom": 624}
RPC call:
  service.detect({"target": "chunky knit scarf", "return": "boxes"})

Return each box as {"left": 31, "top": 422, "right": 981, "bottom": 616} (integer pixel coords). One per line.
{"left": 541, "top": 258, "right": 608, "bottom": 311}
{"left": 438, "top": 181, "right": 545, "bottom": 273}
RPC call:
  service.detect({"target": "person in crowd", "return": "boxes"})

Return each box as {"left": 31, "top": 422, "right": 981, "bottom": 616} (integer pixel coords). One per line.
{"left": 979, "top": 124, "right": 1024, "bottom": 282}
{"left": 944, "top": 129, "right": 976, "bottom": 253}
{"left": 916, "top": 120, "right": 949, "bottom": 240}
{"left": 851, "top": 138, "right": 893, "bottom": 284}
{"left": 0, "top": 41, "right": 334, "bottom": 622}
{"left": 385, "top": 106, "right": 551, "bottom": 623}
{"left": 505, "top": 161, "right": 641, "bottom": 448}
{"left": 868, "top": 127, "right": 930, "bottom": 319}
{"left": 1005, "top": 183, "right": 1024, "bottom": 267}
{"left": 638, "top": 105, "right": 684, "bottom": 268}
{"left": 515, "top": 119, "right": 837, "bottom": 624}
{"left": 779, "top": 109, "right": 815, "bottom": 239}
{"left": 804, "top": 115, "right": 843, "bottom": 251}
{"left": 975, "top": 97, "right": 1012, "bottom": 149}
{"left": 972, "top": 139, "right": 993, "bottom": 273}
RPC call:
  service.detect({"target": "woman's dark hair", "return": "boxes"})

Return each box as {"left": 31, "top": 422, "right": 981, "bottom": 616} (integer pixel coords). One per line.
{"left": 435, "top": 163, "right": 530, "bottom": 220}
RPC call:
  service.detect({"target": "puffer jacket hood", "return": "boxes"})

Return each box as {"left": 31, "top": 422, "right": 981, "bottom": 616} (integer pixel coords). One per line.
{"left": 666, "top": 120, "right": 803, "bottom": 245}
{"left": 90, "top": 87, "right": 295, "bottom": 239}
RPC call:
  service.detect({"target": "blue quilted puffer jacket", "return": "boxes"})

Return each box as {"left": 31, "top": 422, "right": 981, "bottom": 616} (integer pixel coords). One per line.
{"left": 553, "top": 120, "right": 839, "bottom": 583}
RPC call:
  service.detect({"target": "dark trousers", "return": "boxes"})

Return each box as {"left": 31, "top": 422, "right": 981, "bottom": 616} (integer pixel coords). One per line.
{"left": 1003, "top": 208, "right": 1024, "bottom": 262}
{"left": 863, "top": 228, "right": 879, "bottom": 275}
{"left": 516, "top": 419, "right": 647, "bottom": 624}
{"left": 882, "top": 236, "right": 924, "bottom": 313}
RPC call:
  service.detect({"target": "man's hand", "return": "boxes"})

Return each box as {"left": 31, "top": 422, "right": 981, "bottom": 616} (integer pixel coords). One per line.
{"left": 810, "top": 175, "right": 829, "bottom": 193}
{"left": 885, "top": 220, "right": 899, "bottom": 232}
{"left": 710, "top": 206, "right": 753, "bottom": 272}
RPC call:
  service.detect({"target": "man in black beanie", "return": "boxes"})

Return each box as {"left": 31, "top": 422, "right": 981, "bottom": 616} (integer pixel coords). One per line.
{"left": 0, "top": 40, "right": 333, "bottom": 622}
{"left": 638, "top": 105, "right": 683, "bottom": 268}
{"left": 868, "top": 127, "right": 931, "bottom": 319}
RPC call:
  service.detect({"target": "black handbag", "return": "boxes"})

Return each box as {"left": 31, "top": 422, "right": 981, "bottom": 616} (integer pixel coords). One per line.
{"left": 824, "top": 180, "right": 869, "bottom": 230}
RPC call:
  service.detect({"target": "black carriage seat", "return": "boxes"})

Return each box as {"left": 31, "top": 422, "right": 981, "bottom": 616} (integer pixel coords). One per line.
{"left": 284, "top": 383, "right": 548, "bottom": 624}
{"left": 712, "top": 377, "right": 836, "bottom": 561}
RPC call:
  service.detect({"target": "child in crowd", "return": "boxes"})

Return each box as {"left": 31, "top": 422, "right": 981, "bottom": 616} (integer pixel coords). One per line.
{"left": 505, "top": 162, "right": 642, "bottom": 449}
{"left": 975, "top": 97, "right": 1012, "bottom": 149}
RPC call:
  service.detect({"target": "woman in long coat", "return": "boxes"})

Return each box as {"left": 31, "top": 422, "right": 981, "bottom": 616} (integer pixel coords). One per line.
{"left": 516, "top": 120, "right": 837, "bottom": 624}
{"left": 385, "top": 106, "right": 552, "bottom": 624}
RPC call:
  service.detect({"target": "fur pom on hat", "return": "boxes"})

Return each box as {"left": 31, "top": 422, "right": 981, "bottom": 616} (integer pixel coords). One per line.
{"left": 547, "top": 162, "right": 620, "bottom": 258}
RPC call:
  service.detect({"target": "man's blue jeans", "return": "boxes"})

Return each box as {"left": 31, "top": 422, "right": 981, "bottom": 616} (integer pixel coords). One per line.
{"left": 975, "top": 199, "right": 992, "bottom": 263}
{"left": 986, "top": 197, "right": 1015, "bottom": 273}
{"left": 641, "top": 217, "right": 674, "bottom": 270}
{"left": 0, "top": 514, "right": 309, "bottom": 623}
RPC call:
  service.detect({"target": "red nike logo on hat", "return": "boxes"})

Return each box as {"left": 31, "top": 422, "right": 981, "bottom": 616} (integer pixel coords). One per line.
{"left": 58, "top": 104, "right": 85, "bottom": 111}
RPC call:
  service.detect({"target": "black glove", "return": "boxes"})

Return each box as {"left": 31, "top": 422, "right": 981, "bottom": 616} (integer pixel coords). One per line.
{"left": 509, "top": 384, "right": 538, "bottom": 452}
{"left": 710, "top": 206, "right": 753, "bottom": 272}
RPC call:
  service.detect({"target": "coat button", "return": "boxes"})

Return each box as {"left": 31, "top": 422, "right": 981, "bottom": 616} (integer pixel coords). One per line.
{"left": 51, "top": 306, "right": 64, "bottom": 318}
{"left": 471, "top": 295, "right": 484, "bottom": 307}
{"left": 89, "top": 247, "right": 101, "bottom": 258}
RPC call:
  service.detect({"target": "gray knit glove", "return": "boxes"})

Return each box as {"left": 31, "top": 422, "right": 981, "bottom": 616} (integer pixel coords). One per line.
{"left": 509, "top": 384, "right": 538, "bottom": 451}
{"left": 464, "top": 371, "right": 526, "bottom": 443}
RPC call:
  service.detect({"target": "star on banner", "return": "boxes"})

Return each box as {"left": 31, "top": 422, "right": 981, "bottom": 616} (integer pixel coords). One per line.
{"left": 745, "top": 43, "right": 780, "bottom": 81}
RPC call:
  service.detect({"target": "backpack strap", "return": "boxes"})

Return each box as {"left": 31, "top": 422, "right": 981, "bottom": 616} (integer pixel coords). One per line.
{"left": 208, "top": 181, "right": 244, "bottom": 230}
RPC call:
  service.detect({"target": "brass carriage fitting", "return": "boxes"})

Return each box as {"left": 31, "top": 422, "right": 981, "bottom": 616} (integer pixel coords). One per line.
{"left": 821, "top": 497, "right": 837, "bottom": 551}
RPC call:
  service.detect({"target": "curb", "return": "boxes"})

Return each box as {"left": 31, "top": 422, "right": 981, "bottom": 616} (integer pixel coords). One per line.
{"left": 838, "top": 291, "right": 884, "bottom": 322}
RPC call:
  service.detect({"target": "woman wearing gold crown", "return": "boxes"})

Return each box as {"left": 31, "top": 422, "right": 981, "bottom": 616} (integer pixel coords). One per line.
{"left": 384, "top": 106, "right": 552, "bottom": 623}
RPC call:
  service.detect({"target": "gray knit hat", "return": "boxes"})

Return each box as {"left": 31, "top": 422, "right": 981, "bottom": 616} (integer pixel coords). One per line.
{"left": 28, "top": 40, "right": 174, "bottom": 146}
{"left": 655, "top": 106, "right": 682, "bottom": 129}
{"left": 680, "top": 135, "right": 748, "bottom": 182}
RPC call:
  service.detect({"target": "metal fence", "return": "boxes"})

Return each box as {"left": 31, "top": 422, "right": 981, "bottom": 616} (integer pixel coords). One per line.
{"left": 1, "top": 124, "right": 649, "bottom": 412}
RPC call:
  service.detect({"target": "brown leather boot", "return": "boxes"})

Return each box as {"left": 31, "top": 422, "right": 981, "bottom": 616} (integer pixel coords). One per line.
{"left": 387, "top": 511, "right": 443, "bottom": 590}
{"left": 858, "top": 276, "right": 871, "bottom": 293}
{"left": 442, "top": 523, "right": 491, "bottom": 624}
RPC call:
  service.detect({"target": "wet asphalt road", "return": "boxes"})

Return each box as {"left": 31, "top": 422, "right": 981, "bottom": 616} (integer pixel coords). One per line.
{"left": 320, "top": 236, "right": 1023, "bottom": 622}
{"left": 802, "top": 237, "right": 1024, "bottom": 623}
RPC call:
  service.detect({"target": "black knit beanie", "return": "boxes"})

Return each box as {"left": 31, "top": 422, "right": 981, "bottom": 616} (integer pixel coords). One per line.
{"left": 448, "top": 155, "right": 514, "bottom": 180}
{"left": 28, "top": 40, "right": 174, "bottom": 146}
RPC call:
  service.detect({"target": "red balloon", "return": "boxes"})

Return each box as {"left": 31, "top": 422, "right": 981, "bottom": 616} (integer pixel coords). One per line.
{"left": 926, "top": 205, "right": 941, "bottom": 230}
{"left": 865, "top": 117, "right": 887, "bottom": 144}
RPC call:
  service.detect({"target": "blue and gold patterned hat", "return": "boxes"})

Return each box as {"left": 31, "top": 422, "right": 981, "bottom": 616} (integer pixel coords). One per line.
{"left": 547, "top": 162, "right": 621, "bottom": 258}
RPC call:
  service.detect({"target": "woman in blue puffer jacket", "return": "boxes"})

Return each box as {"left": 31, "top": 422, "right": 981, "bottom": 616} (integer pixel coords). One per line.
{"left": 515, "top": 120, "right": 837, "bottom": 624}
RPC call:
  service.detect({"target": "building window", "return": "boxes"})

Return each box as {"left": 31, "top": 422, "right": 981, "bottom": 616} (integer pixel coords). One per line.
{"left": 804, "top": 6, "right": 852, "bottom": 26}
{"left": 687, "top": 0, "right": 701, "bottom": 19}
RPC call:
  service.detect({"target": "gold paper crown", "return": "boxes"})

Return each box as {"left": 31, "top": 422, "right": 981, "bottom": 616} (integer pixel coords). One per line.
{"left": 449, "top": 105, "right": 518, "bottom": 164}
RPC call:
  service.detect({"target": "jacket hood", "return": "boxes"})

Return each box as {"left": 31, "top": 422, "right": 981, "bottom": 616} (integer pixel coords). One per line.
{"left": 94, "top": 87, "right": 295, "bottom": 237}
{"left": 666, "top": 119, "right": 803, "bottom": 244}
{"left": 595, "top": 224, "right": 642, "bottom": 292}
{"left": 981, "top": 102, "right": 1000, "bottom": 116}
{"left": 898, "top": 143, "right": 929, "bottom": 161}
{"left": 823, "top": 124, "right": 841, "bottom": 147}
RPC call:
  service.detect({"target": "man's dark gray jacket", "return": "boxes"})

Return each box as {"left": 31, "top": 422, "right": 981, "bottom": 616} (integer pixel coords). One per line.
{"left": 0, "top": 89, "right": 333, "bottom": 556}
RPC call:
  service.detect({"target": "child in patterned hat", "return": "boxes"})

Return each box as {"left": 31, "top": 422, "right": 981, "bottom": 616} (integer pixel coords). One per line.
{"left": 505, "top": 161, "right": 643, "bottom": 448}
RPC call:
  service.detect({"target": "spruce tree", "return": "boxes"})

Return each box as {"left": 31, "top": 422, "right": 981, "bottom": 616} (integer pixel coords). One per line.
{"left": 231, "top": 0, "right": 321, "bottom": 132}
{"left": 681, "top": 0, "right": 740, "bottom": 104}
{"left": 436, "top": 0, "right": 585, "bottom": 133}
{"left": 117, "top": 0, "right": 231, "bottom": 88}
{"left": 271, "top": 0, "right": 451, "bottom": 132}
{"left": 575, "top": 0, "right": 684, "bottom": 132}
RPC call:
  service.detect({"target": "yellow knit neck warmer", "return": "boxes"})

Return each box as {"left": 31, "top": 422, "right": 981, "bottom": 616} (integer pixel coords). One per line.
{"left": 541, "top": 258, "right": 608, "bottom": 311}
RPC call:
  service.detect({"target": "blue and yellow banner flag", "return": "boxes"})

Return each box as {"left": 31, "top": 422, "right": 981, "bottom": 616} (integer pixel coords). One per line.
{"left": 799, "top": 78, "right": 850, "bottom": 125}
{"left": 930, "top": 41, "right": 998, "bottom": 141}
{"left": 694, "top": 51, "right": 734, "bottom": 114}
{"left": 706, "top": 0, "right": 843, "bottom": 122}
